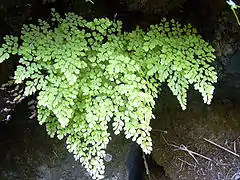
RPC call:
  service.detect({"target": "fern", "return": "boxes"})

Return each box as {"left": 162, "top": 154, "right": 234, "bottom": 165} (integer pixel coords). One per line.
{"left": 0, "top": 9, "right": 217, "bottom": 179}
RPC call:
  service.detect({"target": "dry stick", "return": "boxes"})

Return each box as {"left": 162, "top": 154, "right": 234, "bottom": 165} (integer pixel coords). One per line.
{"left": 162, "top": 136, "right": 212, "bottom": 163}
{"left": 234, "top": 141, "right": 237, "bottom": 153}
{"left": 231, "top": 172, "right": 239, "bottom": 180}
{"left": 53, "top": 151, "right": 58, "bottom": 158}
{"left": 225, "top": 168, "right": 234, "bottom": 180}
{"left": 176, "top": 145, "right": 199, "bottom": 164}
{"left": 203, "top": 138, "right": 240, "bottom": 158}
{"left": 152, "top": 129, "right": 168, "bottom": 134}
{"left": 176, "top": 161, "right": 183, "bottom": 174}
{"left": 174, "top": 144, "right": 212, "bottom": 163}
{"left": 142, "top": 153, "right": 151, "bottom": 180}
{"left": 177, "top": 158, "right": 196, "bottom": 168}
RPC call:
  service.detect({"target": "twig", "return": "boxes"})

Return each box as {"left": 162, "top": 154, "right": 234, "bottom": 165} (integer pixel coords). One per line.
{"left": 152, "top": 129, "right": 168, "bottom": 134}
{"left": 225, "top": 168, "right": 234, "bottom": 180}
{"left": 185, "top": 146, "right": 212, "bottom": 162}
{"left": 161, "top": 136, "right": 212, "bottom": 163}
{"left": 53, "top": 151, "right": 58, "bottom": 158}
{"left": 177, "top": 161, "right": 183, "bottom": 174}
{"left": 203, "top": 138, "right": 240, "bottom": 158}
{"left": 170, "top": 144, "right": 212, "bottom": 163}
{"left": 86, "top": 0, "right": 94, "bottom": 4}
{"left": 142, "top": 153, "right": 151, "bottom": 180}
{"left": 161, "top": 135, "right": 169, "bottom": 145}
{"left": 231, "top": 171, "right": 240, "bottom": 180}
{"left": 161, "top": 135, "right": 179, "bottom": 148}
{"left": 176, "top": 145, "right": 199, "bottom": 164}
{"left": 177, "top": 158, "right": 196, "bottom": 168}
{"left": 234, "top": 141, "right": 237, "bottom": 153}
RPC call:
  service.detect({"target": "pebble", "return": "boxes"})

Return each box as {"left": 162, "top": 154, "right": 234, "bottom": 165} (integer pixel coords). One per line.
{"left": 104, "top": 153, "right": 113, "bottom": 162}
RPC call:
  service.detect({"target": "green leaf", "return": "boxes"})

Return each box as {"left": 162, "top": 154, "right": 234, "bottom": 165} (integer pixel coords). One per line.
{"left": 0, "top": 13, "right": 218, "bottom": 180}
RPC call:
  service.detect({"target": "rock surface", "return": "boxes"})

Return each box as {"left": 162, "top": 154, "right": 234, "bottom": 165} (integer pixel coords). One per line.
{"left": 0, "top": 114, "right": 133, "bottom": 180}
{"left": 151, "top": 87, "right": 240, "bottom": 180}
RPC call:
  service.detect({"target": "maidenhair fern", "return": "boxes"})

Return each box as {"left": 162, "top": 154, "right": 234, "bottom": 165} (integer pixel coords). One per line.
{"left": 0, "top": 9, "right": 217, "bottom": 179}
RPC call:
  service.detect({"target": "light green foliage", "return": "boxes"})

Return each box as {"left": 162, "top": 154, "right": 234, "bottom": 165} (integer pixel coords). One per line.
{"left": 0, "top": 9, "right": 217, "bottom": 179}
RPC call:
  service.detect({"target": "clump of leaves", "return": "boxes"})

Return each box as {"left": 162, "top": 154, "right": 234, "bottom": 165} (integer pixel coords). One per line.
{"left": 0, "top": 9, "right": 217, "bottom": 179}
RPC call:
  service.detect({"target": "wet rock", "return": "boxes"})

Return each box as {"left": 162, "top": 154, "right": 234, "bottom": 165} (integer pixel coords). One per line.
{"left": 2, "top": 171, "right": 19, "bottom": 179}
{"left": 0, "top": 113, "right": 136, "bottom": 180}
{"left": 226, "top": 50, "right": 240, "bottom": 74}
{"left": 36, "top": 164, "right": 51, "bottom": 180}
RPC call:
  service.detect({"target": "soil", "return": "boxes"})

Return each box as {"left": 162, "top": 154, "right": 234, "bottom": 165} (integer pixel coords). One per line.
{"left": 151, "top": 87, "right": 240, "bottom": 180}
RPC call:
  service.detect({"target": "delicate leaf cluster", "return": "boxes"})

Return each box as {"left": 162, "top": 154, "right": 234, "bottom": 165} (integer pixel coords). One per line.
{"left": 0, "top": 9, "right": 217, "bottom": 179}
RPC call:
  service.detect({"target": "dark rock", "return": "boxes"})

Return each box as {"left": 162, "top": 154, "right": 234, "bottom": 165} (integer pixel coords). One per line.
{"left": 151, "top": 100, "right": 240, "bottom": 180}
{"left": 226, "top": 50, "right": 240, "bottom": 74}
